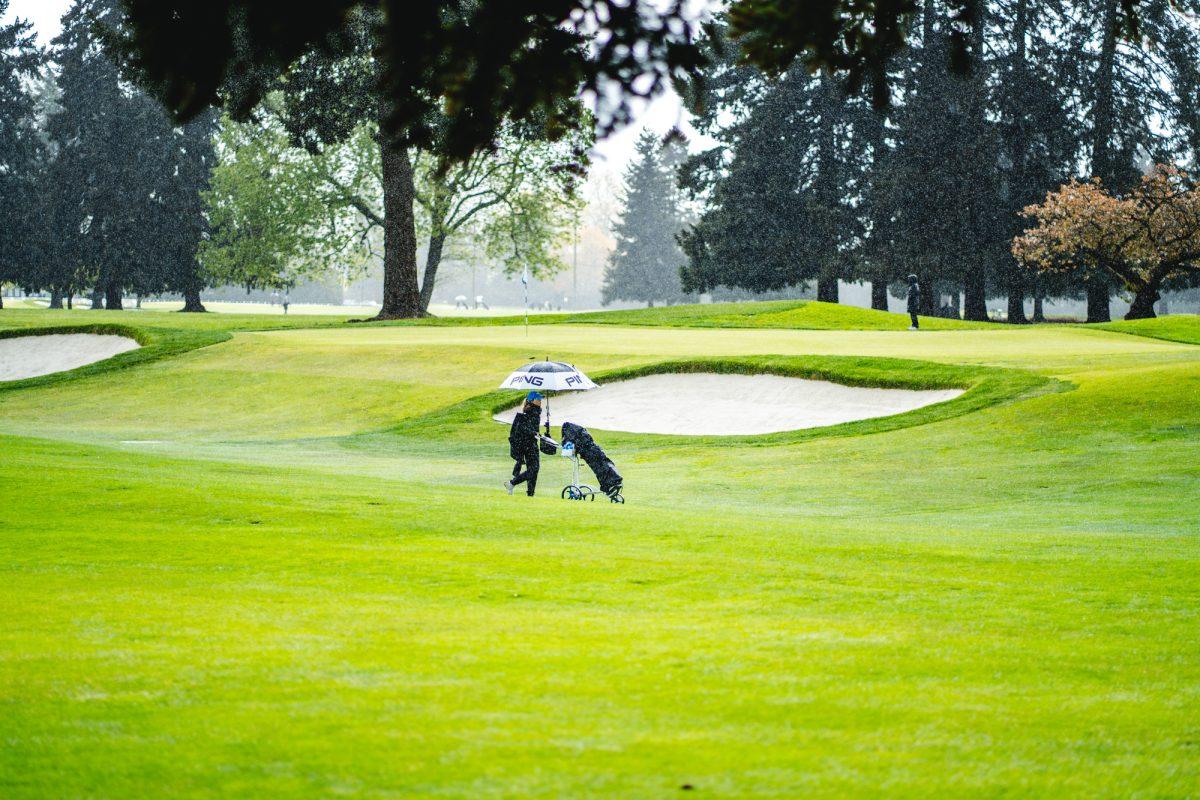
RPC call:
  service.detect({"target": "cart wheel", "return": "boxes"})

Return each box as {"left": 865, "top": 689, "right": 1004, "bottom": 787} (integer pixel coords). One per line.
{"left": 579, "top": 485, "right": 595, "bottom": 501}
{"left": 609, "top": 490, "right": 625, "bottom": 504}
{"left": 561, "top": 486, "right": 580, "bottom": 500}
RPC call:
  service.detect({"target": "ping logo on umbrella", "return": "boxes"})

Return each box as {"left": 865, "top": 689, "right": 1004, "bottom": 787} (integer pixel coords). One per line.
{"left": 499, "top": 362, "right": 598, "bottom": 393}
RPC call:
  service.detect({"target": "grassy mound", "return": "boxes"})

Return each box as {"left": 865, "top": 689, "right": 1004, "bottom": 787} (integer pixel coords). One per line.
{"left": 0, "top": 323, "right": 228, "bottom": 393}
{"left": 566, "top": 300, "right": 994, "bottom": 330}
{"left": 1094, "top": 313, "right": 1200, "bottom": 345}
{"left": 0, "top": 300, "right": 995, "bottom": 334}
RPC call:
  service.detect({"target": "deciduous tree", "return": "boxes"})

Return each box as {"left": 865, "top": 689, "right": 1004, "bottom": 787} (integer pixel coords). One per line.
{"left": 1013, "top": 167, "right": 1200, "bottom": 319}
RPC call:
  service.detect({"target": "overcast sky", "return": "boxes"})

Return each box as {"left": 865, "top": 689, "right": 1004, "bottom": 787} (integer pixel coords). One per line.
{"left": 2, "top": 0, "right": 711, "bottom": 183}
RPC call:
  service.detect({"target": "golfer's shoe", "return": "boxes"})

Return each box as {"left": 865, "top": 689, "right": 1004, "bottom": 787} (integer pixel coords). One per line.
{"left": 503, "top": 480, "right": 514, "bottom": 495}
{"left": 908, "top": 325, "right": 918, "bottom": 330}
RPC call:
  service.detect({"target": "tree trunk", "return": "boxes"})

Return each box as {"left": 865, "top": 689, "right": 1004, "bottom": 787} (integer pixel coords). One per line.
{"left": 919, "top": 279, "right": 936, "bottom": 316}
{"left": 1091, "top": 0, "right": 1119, "bottom": 184}
{"left": 0, "top": 293, "right": 4, "bottom": 310}
{"left": 418, "top": 231, "right": 447, "bottom": 313}
{"left": 1086, "top": 278, "right": 1111, "bottom": 323}
{"left": 1007, "top": 279, "right": 1027, "bottom": 324}
{"left": 963, "top": 270, "right": 988, "bottom": 321}
{"left": 1005, "top": 0, "right": 1030, "bottom": 328}
{"left": 1032, "top": 292, "right": 1044, "bottom": 322}
{"left": 67, "top": 291, "right": 74, "bottom": 310}
{"left": 49, "top": 287, "right": 63, "bottom": 309}
{"left": 104, "top": 282, "right": 123, "bottom": 311}
{"left": 181, "top": 286, "right": 207, "bottom": 312}
{"left": 376, "top": 137, "right": 422, "bottom": 319}
{"left": 1125, "top": 284, "right": 1160, "bottom": 320}
{"left": 871, "top": 280, "right": 889, "bottom": 311}
{"left": 816, "top": 277, "right": 839, "bottom": 303}
{"left": 90, "top": 287, "right": 105, "bottom": 310}
{"left": 813, "top": 73, "right": 843, "bottom": 300}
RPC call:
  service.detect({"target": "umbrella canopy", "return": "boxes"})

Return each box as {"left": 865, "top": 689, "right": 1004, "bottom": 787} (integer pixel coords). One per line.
{"left": 499, "top": 361, "right": 597, "bottom": 392}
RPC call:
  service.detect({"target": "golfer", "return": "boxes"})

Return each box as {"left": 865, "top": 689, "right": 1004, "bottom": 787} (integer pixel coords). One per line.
{"left": 907, "top": 274, "right": 920, "bottom": 330}
{"left": 504, "top": 392, "right": 543, "bottom": 496}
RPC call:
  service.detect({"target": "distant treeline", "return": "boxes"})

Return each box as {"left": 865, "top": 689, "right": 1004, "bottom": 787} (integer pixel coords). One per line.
{"left": 676, "top": 0, "right": 1200, "bottom": 322}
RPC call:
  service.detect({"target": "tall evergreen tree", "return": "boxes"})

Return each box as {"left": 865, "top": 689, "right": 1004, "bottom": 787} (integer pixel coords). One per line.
{"left": 0, "top": 3, "right": 44, "bottom": 310}
{"left": 44, "top": 0, "right": 215, "bottom": 310}
{"left": 991, "top": 0, "right": 1077, "bottom": 323}
{"left": 153, "top": 111, "right": 218, "bottom": 312}
{"left": 602, "top": 132, "right": 690, "bottom": 307}
{"left": 679, "top": 22, "right": 869, "bottom": 302}
{"left": 876, "top": 0, "right": 1006, "bottom": 321}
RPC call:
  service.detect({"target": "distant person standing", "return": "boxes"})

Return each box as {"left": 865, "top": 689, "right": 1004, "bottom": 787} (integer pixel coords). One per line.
{"left": 282, "top": 290, "right": 290, "bottom": 315}
{"left": 906, "top": 274, "right": 920, "bottom": 330}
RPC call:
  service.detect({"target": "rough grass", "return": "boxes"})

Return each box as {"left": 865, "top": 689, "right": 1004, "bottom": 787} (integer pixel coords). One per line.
{"left": 0, "top": 307, "right": 1198, "bottom": 797}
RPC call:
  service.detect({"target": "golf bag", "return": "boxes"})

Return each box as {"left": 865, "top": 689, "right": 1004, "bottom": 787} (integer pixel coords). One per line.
{"left": 561, "top": 422, "right": 623, "bottom": 498}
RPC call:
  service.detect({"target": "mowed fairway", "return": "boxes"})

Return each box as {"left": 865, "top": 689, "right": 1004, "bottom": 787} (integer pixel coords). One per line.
{"left": 1, "top": 304, "right": 1198, "bottom": 798}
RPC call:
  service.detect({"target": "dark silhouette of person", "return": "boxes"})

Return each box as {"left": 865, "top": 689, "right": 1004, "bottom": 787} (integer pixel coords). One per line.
{"left": 906, "top": 274, "right": 920, "bottom": 330}
{"left": 504, "top": 392, "right": 543, "bottom": 496}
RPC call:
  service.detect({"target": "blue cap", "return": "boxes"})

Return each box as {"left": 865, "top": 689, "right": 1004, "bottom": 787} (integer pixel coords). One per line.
{"left": 526, "top": 391, "right": 544, "bottom": 402}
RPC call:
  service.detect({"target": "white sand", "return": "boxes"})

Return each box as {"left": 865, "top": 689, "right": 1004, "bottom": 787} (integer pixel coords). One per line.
{"left": 0, "top": 334, "right": 140, "bottom": 382}
{"left": 495, "top": 372, "right": 964, "bottom": 435}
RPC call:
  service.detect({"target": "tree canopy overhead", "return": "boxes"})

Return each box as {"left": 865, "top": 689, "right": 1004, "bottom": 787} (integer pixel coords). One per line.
{"left": 111, "top": 0, "right": 704, "bottom": 161}
{"left": 107, "top": 0, "right": 1157, "bottom": 164}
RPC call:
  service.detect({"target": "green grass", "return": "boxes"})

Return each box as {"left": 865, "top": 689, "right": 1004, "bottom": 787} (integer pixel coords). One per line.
{"left": 0, "top": 299, "right": 993, "bottom": 336}
{"left": 0, "top": 305, "right": 1198, "bottom": 797}
{"left": 1095, "top": 313, "right": 1200, "bottom": 345}
{"left": 566, "top": 299, "right": 994, "bottom": 330}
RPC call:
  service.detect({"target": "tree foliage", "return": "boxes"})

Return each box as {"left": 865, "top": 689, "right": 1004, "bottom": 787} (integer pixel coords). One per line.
{"left": 679, "top": 27, "right": 867, "bottom": 303}
{"left": 603, "top": 132, "right": 691, "bottom": 306}
{"left": 1013, "top": 166, "right": 1200, "bottom": 319}
{"left": 680, "top": 0, "right": 1200, "bottom": 321}
{"left": 0, "top": 3, "right": 45, "bottom": 308}
{"left": 202, "top": 111, "right": 586, "bottom": 311}
{"left": 201, "top": 115, "right": 379, "bottom": 293}
{"left": 19, "top": 0, "right": 216, "bottom": 311}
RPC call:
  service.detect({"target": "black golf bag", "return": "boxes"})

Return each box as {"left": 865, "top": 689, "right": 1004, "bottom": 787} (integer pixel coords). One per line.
{"left": 561, "top": 422, "right": 623, "bottom": 498}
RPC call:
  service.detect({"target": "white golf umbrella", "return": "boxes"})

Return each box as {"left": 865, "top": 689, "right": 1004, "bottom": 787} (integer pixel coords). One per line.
{"left": 499, "top": 361, "right": 597, "bottom": 433}
{"left": 499, "top": 361, "right": 598, "bottom": 392}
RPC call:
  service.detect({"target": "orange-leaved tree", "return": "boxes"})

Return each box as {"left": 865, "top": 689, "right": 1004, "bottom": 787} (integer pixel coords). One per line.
{"left": 1012, "top": 166, "right": 1200, "bottom": 320}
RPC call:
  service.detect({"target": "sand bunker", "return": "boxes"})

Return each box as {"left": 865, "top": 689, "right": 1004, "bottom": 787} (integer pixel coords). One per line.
{"left": 495, "top": 372, "right": 964, "bottom": 435}
{"left": 0, "top": 333, "right": 140, "bottom": 382}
